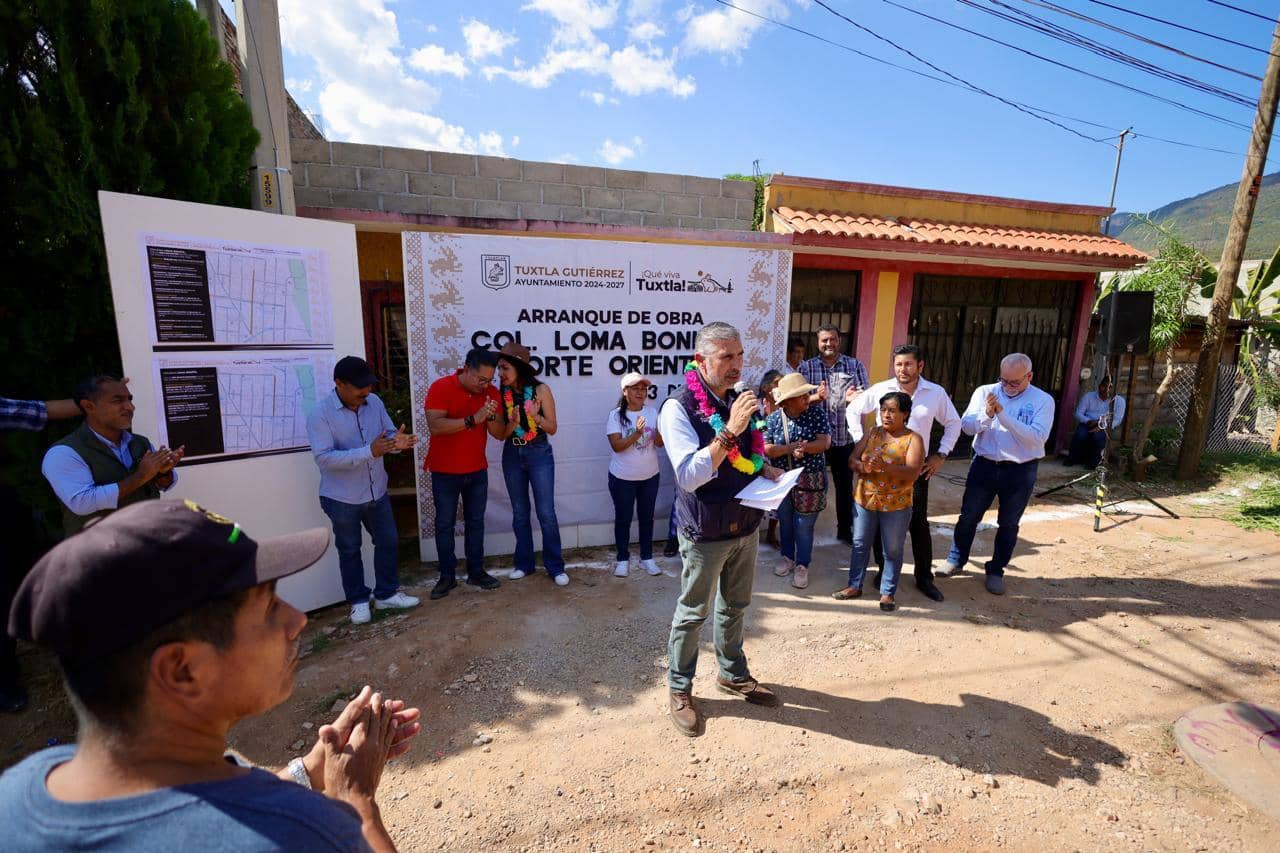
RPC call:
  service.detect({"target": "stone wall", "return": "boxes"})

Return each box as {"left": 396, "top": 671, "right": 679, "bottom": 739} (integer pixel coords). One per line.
{"left": 289, "top": 139, "right": 756, "bottom": 230}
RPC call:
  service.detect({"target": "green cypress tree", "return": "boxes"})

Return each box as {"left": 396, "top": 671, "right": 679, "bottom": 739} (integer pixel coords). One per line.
{"left": 0, "top": 0, "right": 258, "bottom": 504}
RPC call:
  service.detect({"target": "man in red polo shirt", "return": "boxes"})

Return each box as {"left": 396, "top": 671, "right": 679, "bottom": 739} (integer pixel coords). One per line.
{"left": 424, "top": 348, "right": 504, "bottom": 600}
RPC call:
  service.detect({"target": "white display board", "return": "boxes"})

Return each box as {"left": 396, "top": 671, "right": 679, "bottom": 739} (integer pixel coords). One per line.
{"left": 403, "top": 231, "right": 792, "bottom": 559}
{"left": 99, "top": 191, "right": 365, "bottom": 612}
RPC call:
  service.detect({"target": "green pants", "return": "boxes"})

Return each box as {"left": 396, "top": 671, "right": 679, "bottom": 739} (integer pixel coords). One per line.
{"left": 667, "top": 532, "right": 757, "bottom": 692}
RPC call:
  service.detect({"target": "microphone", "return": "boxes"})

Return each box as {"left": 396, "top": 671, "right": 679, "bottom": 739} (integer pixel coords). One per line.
{"left": 732, "top": 381, "right": 748, "bottom": 395}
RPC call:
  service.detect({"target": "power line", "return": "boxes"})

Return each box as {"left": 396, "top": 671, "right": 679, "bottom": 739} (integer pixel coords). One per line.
{"left": 1203, "top": 0, "right": 1277, "bottom": 24}
{"left": 1082, "top": 0, "right": 1276, "bottom": 57}
{"left": 712, "top": 0, "right": 1257, "bottom": 159}
{"left": 1011, "top": 0, "right": 1261, "bottom": 80}
{"left": 710, "top": 0, "right": 1109, "bottom": 142}
{"left": 1094, "top": 0, "right": 1278, "bottom": 58}
{"left": 809, "top": 0, "right": 1113, "bottom": 142}
{"left": 958, "top": 0, "right": 1254, "bottom": 106}
{"left": 868, "top": 0, "right": 1252, "bottom": 130}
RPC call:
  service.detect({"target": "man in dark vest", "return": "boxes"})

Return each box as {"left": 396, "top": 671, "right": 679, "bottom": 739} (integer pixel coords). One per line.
{"left": 42, "top": 375, "right": 182, "bottom": 535}
{"left": 657, "top": 322, "right": 783, "bottom": 737}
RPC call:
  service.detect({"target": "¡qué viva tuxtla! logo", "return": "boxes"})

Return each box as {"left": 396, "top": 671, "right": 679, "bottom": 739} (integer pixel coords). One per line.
{"left": 634, "top": 269, "right": 733, "bottom": 294}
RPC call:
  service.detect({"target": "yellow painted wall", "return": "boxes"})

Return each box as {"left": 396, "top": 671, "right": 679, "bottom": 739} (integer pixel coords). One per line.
{"left": 764, "top": 183, "right": 1102, "bottom": 233}
{"left": 868, "top": 271, "right": 900, "bottom": 380}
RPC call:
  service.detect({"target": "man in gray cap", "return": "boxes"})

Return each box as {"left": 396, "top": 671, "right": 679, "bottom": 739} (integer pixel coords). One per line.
{"left": 1, "top": 499, "right": 421, "bottom": 851}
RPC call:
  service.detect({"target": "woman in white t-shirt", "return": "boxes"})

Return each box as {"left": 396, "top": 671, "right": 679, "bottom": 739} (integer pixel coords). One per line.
{"left": 605, "top": 372, "right": 665, "bottom": 577}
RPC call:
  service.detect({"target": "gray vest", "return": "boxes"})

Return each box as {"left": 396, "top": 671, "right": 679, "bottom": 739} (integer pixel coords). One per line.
{"left": 53, "top": 423, "right": 160, "bottom": 535}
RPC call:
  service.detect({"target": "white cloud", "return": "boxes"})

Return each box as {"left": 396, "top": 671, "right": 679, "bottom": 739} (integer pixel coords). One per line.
{"left": 627, "top": 0, "right": 664, "bottom": 19}
{"left": 598, "top": 136, "right": 642, "bottom": 165}
{"left": 462, "top": 19, "right": 517, "bottom": 60}
{"left": 512, "top": 135, "right": 522, "bottom": 147}
{"left": 485, "top": 42, "right": 611, "bottom": 88}
{"left": 607, "top": 44, "right": 694, "bottom": 96}
{"left": 408, "top": 44, "right": 469, "bottom": 78}
{"left": 580, "top": 88, "right": 620, "bottom": 106}
{"left": 550, "top": 152, "right": 582, "bottom": 164}
{"left": 523, "top": 0, "right": 620, "bottom": 44}
{"left": 285, "top": 76, "right": 314, "bottom": 94}
{"left": 278, "top": 0, "right": 502, "bottom": 153}
{"left": 683, "top": 0, "right": 791, "bottom": 55}
{"left": 629, "top": 21, "right": 664, "bottom": 41}
{"left": 478, "top": 131, "right": 506, "bottom": 155}
{"left": 425, "top": 23, "right": 438, "bottom": 33}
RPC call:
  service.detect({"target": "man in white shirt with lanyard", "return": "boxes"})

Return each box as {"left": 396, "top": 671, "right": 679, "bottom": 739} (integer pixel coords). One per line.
{"left": 938, "top": 353, "right": 1055, "bottom": 596}
{"left": 845, "top": 344, "right": 961, "bottom": 603}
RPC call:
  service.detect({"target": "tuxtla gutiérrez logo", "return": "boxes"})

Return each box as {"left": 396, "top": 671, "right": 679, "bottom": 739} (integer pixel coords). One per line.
{"left": 482, "top": 254, "right": 511, "bottom": 290}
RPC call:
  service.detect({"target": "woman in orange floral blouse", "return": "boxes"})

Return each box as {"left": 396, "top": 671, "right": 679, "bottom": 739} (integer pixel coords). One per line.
{"left": 832, "top": 392, "right": 923, "bottom": 611}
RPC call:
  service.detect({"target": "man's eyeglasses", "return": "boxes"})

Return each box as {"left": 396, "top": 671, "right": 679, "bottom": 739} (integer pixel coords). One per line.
{"left": 999, "top": 373, "right": 1030, "bottom": 388}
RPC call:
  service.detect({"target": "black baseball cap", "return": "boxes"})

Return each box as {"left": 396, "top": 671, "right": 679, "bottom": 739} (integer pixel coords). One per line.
{"left": 334, "top": 356, "right": 378, "bottom": 388}
{"left": 8, "top": 500, "right": 330, "bottom": 664}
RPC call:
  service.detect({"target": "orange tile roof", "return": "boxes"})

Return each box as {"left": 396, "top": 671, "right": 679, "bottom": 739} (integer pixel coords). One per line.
{"left": 774, "top": 206, "right": 1148, "bottom": 265}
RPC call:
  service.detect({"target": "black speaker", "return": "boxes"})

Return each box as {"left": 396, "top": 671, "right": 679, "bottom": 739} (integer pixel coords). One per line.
{"left": 1097, "top": 291, "right": 1153, "bottom": 355}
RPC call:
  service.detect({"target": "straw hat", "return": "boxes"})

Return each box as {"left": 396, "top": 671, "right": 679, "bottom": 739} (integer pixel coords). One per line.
{"left": 498, "top": 341, "right": 534, "bottom": 370}
{"left": 771, "top": 372, "right": 818, "bottom": 404}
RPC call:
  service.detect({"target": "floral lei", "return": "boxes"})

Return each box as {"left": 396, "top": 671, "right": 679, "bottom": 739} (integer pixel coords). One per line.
{"left": 503, "top": 385, "right": 539, "bottom": 441}
{"left": 684, "top": 362, "right": 765, "bottom": 475}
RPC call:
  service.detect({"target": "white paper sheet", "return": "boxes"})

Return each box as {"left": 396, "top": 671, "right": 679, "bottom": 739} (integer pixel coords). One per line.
{"left": 735, "top": 466, "right": 804, "bottom": 512}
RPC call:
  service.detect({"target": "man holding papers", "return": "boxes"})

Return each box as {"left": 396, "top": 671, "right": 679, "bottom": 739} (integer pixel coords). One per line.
{"left": 658, "top": 322, "right": 783, "bottom": 737}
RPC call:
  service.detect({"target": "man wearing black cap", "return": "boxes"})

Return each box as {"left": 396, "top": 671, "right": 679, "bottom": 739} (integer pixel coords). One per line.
{"left": 1, "top": 500, "right": 422, "bottom": 852}
{"left": 307, "top": 356, "right": 419, "bottom": 625}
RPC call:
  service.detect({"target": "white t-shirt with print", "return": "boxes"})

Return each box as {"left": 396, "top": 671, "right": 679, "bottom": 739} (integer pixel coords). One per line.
{"left": 605, "top": 405, "right": 660, "bottom": 480}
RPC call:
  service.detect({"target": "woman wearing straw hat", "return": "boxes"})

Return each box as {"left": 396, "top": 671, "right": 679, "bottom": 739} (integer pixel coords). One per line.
{"left": 495, "top": 342, "right": 568, "bottom": 586}
{"left": 762, "top": 372, "right": 831, "bottom": 590}
{"left": 605, "top": 372, "right": 665, "bottom": 578}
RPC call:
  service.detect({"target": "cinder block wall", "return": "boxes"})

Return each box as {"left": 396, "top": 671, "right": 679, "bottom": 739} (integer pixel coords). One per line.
{"left": 290, "top": 139, "right": 756, "bottom": 230}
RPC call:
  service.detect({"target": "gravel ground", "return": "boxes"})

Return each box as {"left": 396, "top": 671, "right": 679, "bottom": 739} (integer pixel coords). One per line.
{"left": 3, "top": 460, "right": 1278, "bottom": 851}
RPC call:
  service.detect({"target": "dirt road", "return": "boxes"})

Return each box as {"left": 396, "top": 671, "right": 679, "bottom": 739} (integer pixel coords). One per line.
{"left": 4, "top": 460, "right": 1278, "bottom": 851}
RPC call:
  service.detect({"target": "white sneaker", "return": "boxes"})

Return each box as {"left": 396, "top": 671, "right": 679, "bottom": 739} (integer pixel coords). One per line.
{"left": 553, "top": 573, "right": 570, "bottom": 587}
{"left": 509, "top": 569, "right": 529, "bottom": 580}
{"left": 374, "top": 592, "right": 420, "bottom": 610}
{"left": 614, "top": 561, "right": 630, "bottom": 577}
{"left": 350, "top": 602, "right": 371, "bottom": 624}
{"left": 641, "top": 559, "right": 662, "bottom": 576}
{"left": 773, "top": 556, "right": 794, "bottom": 577}
{"left": 935, "top": 562, "right": 963, "bottom": 577}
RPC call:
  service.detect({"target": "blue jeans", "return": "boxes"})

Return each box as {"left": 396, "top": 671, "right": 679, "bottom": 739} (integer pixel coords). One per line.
{"left": 431, "top": 469, "right": 488, "bottom": 579}
{"left": 319, "top": 493, "right": 400, "bottom": 604}
{"left": 1066, "top": 424, "right": 1107, "bottom": 467}
{"left": 502, "top": 440, "right": 565, "bottom": 576}
{"left": 776, "top": 493, "right": 819, "bottom": 567}
{"left": 608, "top": 472, "right": 660, "bottom": 561}
{"left": 946, "top": 456, "right": 1040, "bottom": 576}
{"left": 667, "top": 532, "right": 757, "bottom": 692}
{"left": 848, "top": 503, "right": 912, "bottom": 595}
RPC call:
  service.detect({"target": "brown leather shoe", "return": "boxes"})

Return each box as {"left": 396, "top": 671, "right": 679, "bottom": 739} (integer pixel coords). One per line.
{"left": 669, "top": 690, "right": 700, "bottom": 737}
{"left": 716, "top": 677, "right": 780, "bottom": 707}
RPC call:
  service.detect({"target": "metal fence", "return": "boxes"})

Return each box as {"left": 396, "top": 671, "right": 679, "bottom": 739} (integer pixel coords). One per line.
{"left": 1162, "top": 362, "right": 1278, "bottom": 456}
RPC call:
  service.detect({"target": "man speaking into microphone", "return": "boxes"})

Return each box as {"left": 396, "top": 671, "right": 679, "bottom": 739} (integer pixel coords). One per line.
{"left": 657, "top": 322, "right": 783, "bottom": 737}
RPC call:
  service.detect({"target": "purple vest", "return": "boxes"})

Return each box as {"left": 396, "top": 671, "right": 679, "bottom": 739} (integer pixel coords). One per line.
{"left": 669, "top": 379, "right": 764, "bottom": 543}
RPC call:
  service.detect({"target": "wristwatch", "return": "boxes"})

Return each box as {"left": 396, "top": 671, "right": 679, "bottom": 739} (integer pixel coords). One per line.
{"left": 463, "top": 414, "right": 476, "bottom": 430}
{"left": 287, "top": 756, "right": 312, "bottom": 789}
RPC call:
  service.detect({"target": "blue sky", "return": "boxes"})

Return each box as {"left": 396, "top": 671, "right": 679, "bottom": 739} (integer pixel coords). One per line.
{"left": 255, "top": 1, "right": 1280, "bottom": 214}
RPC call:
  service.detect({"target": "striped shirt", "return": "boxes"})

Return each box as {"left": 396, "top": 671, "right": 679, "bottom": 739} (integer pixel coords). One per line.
{"left": 0, "top": 397, "right": 47, "bottom": 432}
{"left": 798, "top": 354, "right": 869, "bottom": 447}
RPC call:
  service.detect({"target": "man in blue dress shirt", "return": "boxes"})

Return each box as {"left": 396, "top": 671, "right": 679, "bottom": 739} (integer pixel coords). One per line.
{"left": 937, "top": 353, "right": 1055, "bottom": 596}
{"left": 42, "top": 376, "right": 183, "bottom": 536}
{"left": 1066, "top": 376, "right": 1126, "bottom": 468}
{"left": 306, "top": 357, "right": 419, "bottom": 625}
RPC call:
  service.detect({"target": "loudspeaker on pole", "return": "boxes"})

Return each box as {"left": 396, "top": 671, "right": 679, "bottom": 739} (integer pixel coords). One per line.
{"left": 1097, "top": 291, "right": 1154, "bottom": 355}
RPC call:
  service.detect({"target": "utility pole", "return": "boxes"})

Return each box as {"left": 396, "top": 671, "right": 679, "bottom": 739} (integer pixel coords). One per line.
{"left": 1176, "top": 18, "right": 1280, "bottom": 479}
{"left": 195, "top": 0, "right": 228, "bottom": 64}
{"left": 234, "top": 0, "right": 296, "bottom": 215}
{"left": 1102, "top": 127, "right": 1132, "bottom": 235}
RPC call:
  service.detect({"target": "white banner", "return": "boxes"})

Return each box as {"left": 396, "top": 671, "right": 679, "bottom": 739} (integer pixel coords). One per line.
{"left": 403, "top": 231, "right": 792, "bottom": 559}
